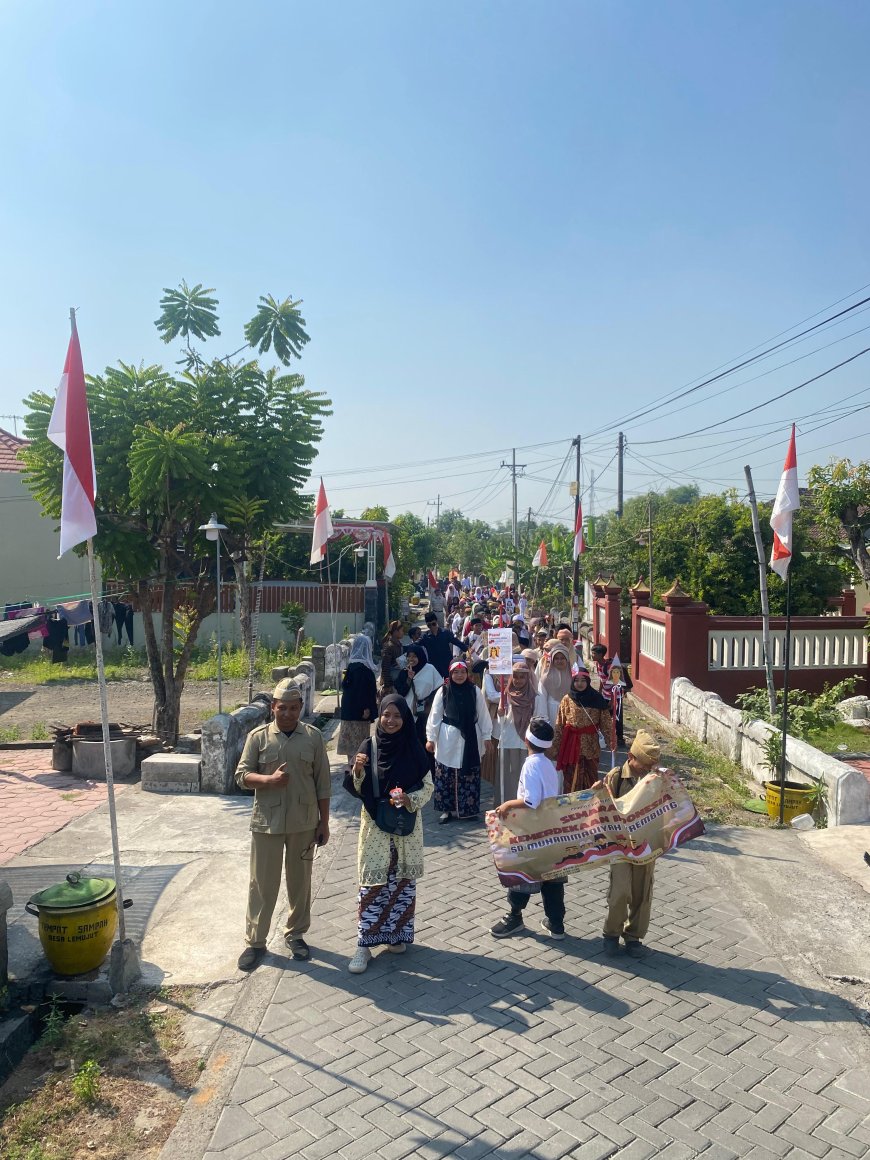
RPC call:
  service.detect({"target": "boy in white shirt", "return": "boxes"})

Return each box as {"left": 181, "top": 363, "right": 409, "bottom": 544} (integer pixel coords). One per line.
{"left": 490, "top": 717, "right": 566, "bottom": 940}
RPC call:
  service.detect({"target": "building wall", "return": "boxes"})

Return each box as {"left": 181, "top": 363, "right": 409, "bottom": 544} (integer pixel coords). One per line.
{"left": 0, "top": 472, "right": 95, "bottom": 607}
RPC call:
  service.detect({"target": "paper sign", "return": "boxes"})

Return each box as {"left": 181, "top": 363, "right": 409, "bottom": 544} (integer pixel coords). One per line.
{"left": 486, "top": 627, "right": 514, "bottom": 675}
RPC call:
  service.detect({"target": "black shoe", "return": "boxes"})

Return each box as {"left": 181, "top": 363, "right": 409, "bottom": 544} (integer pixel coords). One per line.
{"left": 286, "top": 936, "right": 311, "bottom": 960}
{"left": 540, "top": 918, "right": 565, "bottom": 940}
{"left": 602, "top": 936, "right": 620, "bottom": 957}
{"left": 624, "top": 940, "right": 644, "bottom": 958}
{"left": 438, "top": 812, "right": 452, "bottom": 825}
{"left": 490, "top": 912, "right": 524, "bottom": 938}
{"left": 238, "top": 946, "right": 266, "bottom": 971}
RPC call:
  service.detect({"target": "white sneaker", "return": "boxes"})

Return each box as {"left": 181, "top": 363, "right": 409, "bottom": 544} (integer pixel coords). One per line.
{"left": 348, "top": 947, "right": 372, "bottom": 973}
{"left": 387, "top": 943, "right": 407, "bottom": 954}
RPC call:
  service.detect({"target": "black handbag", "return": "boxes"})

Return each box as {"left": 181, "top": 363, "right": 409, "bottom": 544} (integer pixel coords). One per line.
{"left": 370, "top": 737, "right": 418, "bottom": 837}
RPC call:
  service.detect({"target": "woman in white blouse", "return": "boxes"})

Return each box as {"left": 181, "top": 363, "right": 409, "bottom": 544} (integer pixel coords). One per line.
{"left": 426, "top": 660, "right": 493, "bottom": 824}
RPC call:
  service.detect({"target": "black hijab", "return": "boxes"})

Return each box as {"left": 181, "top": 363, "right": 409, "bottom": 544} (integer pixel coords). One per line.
{"left": 441, "top": 668, "right": 480, "bottom": 773}
{"left": 356, "top": 694, "right": 429, "bottom": 821}
{"left": 569, "top": 672, "right": 609, "bottom": 711}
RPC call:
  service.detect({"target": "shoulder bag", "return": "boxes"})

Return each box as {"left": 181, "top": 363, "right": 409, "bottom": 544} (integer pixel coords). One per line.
{"left": 370, "top": 737, "right": 419, "bottom": 837}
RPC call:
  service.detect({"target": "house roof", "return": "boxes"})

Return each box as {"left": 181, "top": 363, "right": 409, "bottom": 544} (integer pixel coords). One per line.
{"left": 0, "top": 427, "right": 28, "bottom": 472}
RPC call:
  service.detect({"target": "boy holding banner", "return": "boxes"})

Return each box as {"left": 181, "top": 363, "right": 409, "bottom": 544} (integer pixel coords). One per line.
{"left": 489, "top": 718, "right": 567, "bottom": 940}
{"left": 599, "top": 729, "right": 662, "bottom": 958}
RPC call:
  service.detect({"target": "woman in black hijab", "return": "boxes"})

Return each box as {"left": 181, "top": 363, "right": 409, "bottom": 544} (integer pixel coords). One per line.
{"left": 551, "top": 664, "right": 612, "bottom": 793}
{"left": 425, "top": 659, "right": 494, "bottom": 824}
{"left": 347, "top": 694, "right": 434, "bottom": 974}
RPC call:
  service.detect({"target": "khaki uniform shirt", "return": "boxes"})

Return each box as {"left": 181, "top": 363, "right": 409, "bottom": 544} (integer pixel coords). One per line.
{"left": 235, "top": 721, "right": 331, "bottom": 835}
{"left": 605, "top": 761, "right": 641, "bottom": 801}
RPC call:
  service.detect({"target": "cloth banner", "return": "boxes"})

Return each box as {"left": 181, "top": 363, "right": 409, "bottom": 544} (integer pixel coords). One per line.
{"left": 485, "top": 770, "right": 704, "bottom": 888}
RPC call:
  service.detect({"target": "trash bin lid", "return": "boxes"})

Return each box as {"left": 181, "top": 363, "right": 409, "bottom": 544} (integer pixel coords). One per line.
{"left": 29, "top": 871, "right": 116, "bottom": 909}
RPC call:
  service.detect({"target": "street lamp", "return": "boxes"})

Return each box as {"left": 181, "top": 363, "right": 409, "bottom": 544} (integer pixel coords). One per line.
{"left": 199, "top": 513, "right": 228, "bottom": 714}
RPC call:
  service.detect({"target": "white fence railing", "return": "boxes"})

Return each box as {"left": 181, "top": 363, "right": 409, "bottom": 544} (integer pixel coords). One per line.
{"left": 639, "top": 618, "right": 666, "bottom": 665}
{"left": 709, "top": 627, "right": 868, "bottom": 671}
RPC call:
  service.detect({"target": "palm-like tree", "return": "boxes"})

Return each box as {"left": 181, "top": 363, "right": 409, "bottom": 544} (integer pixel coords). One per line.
{"left": 244, "top": 295, "right": 310, "bottom": 364}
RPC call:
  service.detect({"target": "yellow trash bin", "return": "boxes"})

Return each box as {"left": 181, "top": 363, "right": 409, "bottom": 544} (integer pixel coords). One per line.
{"left": 763, "top": 781, "right": 816, "bottom": 825}
{"left": 25, "top": 872, "right": 132, "bottom": 976}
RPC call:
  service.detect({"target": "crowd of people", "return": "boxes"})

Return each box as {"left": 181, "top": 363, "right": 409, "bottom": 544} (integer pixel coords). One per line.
{"left": 234, "top": 578, "right": 656, "bottom": 977}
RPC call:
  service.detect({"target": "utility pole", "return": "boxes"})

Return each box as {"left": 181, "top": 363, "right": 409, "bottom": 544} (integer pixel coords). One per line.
{"left": 572, "top": 435, "right": 581, "bottom": 637}
{"left": 617, "top": 431, "right": 625, "bottom": 518}
{"left": 646, "top": 494, "right": 653, "bottom": 601}
{"left": 427, "top": 494, "right": 441, "bottom": 527}
{"left": 526, "top": 506, "right": 532, "bottom": 550}
{"left": 500, "top": 449, "right": 526, "bottom": 555}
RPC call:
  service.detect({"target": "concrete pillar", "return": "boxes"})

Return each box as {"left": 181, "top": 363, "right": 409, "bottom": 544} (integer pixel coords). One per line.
{"left": 310, "top": 645, "right": 326, "bottom": 688}
{"left": 629, "top": 578, "right": 651, "bottom": 679}
{"left": 603, "top": 576, "right": 623, "bottom": 659}
{"left": 663, "top": 579, "right": 710, "bottom": 711}
{"left": 842, "top": 588, "right": 857, "bottom": 617}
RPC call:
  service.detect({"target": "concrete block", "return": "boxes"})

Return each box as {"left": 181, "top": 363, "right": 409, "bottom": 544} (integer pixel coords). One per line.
{"left": 200, "top": 700, "right": 270, "bottom": 794}
{"left": 705, "top": 696, "right": 743, "bottom": 764}
{"left": 310, "top": 644, "right": 326, "bottom": 688}
{"left": 0, "top": 880, "right": 12, "bottom": 987}
{"left": 72, "top": 736, "right": 137, "bottom": 778}
{"left": 271, "top": 665, "right": 289, "bottom": 681}
{"left": 108, "top": 938, "right": 141, "bottom": 996}
{"left": 141, "top": 752, "right": 201, "bottom": 794}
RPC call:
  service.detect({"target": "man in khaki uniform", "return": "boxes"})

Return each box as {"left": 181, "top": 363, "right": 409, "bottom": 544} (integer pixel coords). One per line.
{"left": 236, "top": 679, "right": 331, "bottom": 971}
{"left": 601, "top": 729, "right": 661, "bottom": 958}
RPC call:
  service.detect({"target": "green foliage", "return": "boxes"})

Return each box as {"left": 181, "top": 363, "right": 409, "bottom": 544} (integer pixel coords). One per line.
{"left": 71, "top": 1059, "right": 101, "bottom": 1104}
{"left": 806, "top": 457, "right": 870, "bottom": 584}
{"left": 30, "top": 722, "right": 49, "bottom": 741}
{"left": 0, "top": 724, "right": 22, "bottom": 741}
{"left": 155, "top": 281, "right": 220, "bottom": 344}
{"left": 39, "top": 996, "right": 66, "bottom": 1047}
{"left": 244, "top": 294, "right": 310, "bottom": 365}
{"left": 280, "top": 601, "right": 306, "bottom": 636}
{"left": 736, "top": 678, "right": 858, "bottom": 740}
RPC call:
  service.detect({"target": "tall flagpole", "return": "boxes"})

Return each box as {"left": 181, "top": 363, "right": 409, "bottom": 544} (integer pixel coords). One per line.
{"left": 778, "top": 569, "right": 792, "bottom": 826}
{"left": 69, "top": 309, "right": 129, "bottom": 953}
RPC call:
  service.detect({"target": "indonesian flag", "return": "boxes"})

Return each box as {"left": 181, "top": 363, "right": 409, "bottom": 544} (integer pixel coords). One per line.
{"left": 309, "top": 478, "right": 334, "bottom": 566}
{"left": 47, "top": 319, "right": 97, "bottom": 557}
{"left": 573, "top": 502, "right": 585, "bottom": 560}
{"left": 532, "top": 539, "right": 548, "bottom": 568}
{"left": 427, "top": 569, "right": 438, "bottom": 590}
{"left": 383, "top": 531, "right": 396, "bottom": 579}
{"left": 770, "top": 425, "right": 799, "bottom": 580}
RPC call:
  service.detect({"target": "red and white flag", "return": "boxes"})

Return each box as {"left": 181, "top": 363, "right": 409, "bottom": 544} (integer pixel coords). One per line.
{"left": 382, "top": 531, "right": 396, "bottom": 579}
{"left": 572, "top": 503, "right": 585, "bottom": 561}
{"left": 47, "top": 320, "right": 97, "bottom": 557}
{"left": 309, "top": 478, "right": 334, "bottom": 566}
{"left": 770, "top": 425, "right": 799, "bottom": 580}
{"left": 427, "top": 569, "right": 438, "bottom": 591}
{"left": 532, "top": 539, "right": 548, "bottom": 568}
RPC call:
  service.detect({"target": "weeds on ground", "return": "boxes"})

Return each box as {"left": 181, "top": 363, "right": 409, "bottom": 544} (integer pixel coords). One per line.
{"left": 186, "top": 638, "right": 312, "bottom": 681}
{"left": 29, "top": 723, "right": 50, "bottom": 741}
{"left": 0, "top": 988, "right": 202, "bottom": 1160}
{"left": 0, "top": 725, "right": 22, "bottom": 742}
{"left": 669, "top": 736, "right": 766, "bottom": 826}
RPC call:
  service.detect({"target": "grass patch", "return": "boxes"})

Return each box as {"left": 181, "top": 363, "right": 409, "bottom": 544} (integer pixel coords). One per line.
{"left": 0, "top": 725, "right": 22, "bottom": 742}
{"left": 29, "top": 723, "right": 50, "bottom": 741}
{"left": 0, "top": 987, "right": 203, "bottom": 1160}
{"left": 669, "top": 736, "right": 767, "bottom": 827}
{"left": 804, "top": 721, "right": 869, "bottom": 754}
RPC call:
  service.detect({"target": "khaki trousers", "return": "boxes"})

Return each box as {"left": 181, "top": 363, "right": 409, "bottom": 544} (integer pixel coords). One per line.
{"left": 604, "top": 861, "right": 655, "bottom": 942}
{"left": 245, "top": 829, "right": 318, "bottom": 947}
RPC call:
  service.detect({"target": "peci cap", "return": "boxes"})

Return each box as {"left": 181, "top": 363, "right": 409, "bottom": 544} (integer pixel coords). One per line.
{"left": 272, "top": 678, "right": 303, "bottom": 704}
{"left": 630, "top": 729, "right": 661, "bottom": 766}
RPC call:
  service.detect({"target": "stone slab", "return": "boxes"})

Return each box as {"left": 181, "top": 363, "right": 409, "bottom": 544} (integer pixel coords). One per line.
{"left": 141, "top": 751, "right": 201, "bottom": 794}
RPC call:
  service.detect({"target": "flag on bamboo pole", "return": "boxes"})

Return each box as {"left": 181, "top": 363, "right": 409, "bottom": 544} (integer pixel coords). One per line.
{"left": 47, "top": 319, "right": 97, "bottom": 556}
{"left": 383, "top": 531, "right": 396, "bottom": 579}
{"left": 310, "top": 478, "right": 334, "bottom": 565}
{"left": 428, "top": 569, "right": 438, "bottom": 590}
{"left": 532, "top": 539, "right": 548, "bottom": 568}
{"left": 769, "top": 425, "right": 799, "bottom": 580}
{"left": 572, "top": 502, "right": 585, "bottom": 560}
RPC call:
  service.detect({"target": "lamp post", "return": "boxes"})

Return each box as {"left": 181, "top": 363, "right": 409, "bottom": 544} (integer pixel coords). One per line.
{"left": 199, "top": 514, "right": 228, "bottom": 714}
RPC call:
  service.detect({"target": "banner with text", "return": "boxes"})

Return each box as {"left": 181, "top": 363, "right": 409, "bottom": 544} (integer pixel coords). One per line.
{"left": 485, "top": 770, "right": 704, "bottom": 888}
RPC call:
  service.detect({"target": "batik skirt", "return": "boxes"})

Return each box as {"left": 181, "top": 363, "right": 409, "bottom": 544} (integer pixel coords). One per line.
{"left": 357, "top": 843, "right": 416, "bottom": 947}
{"left": 433, "top": 761, "right": 481, "bottom": 818}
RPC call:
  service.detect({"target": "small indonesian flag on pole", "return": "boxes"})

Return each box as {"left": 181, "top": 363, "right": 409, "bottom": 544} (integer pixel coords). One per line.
{"left": 309, "top": 478, "right": 334, "bottom": 566}
{"left": 769, "top": 425, "right": 799, "bottom": 580}
{"left": 573, "top": 502, "right": 585, "bottom": 561}
{"left": 532, "top": 539, "right": 548, "bottom": 568}
{"left": 427, "top": 569, "right": 438, "bottom": 591}
{"left": 47, "top": 316, "right": 97, "bottom": 557}
{"left": 383, "top": 531, "right": 396, "bottom": 579}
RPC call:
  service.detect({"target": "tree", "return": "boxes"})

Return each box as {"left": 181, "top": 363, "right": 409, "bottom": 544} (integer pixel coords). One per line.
{"left": 23, "top": 283, "right": 331, "bottom": 742}
{"left": 807, "top": 458, "right": 870, "bottom": 585}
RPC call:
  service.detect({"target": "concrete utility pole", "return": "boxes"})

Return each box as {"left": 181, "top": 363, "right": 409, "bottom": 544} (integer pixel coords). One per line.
{"left": 501, "top": 449, "right": 526, "bottom": 554}
{"left": 617, "top": 431, "right": 625, "bottom": 518}
{"left": 527, "top": 506, "right": 533, "bottom": 549}
{"left": 427, "top": 494, "right": 441, "bottom": 527}
{"left": 572, "top": 435, "right": 581, "bottom": 636}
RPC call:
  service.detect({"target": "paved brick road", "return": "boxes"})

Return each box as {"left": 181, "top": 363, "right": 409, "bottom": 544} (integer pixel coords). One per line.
{"left": 0, "top": 750, "right": 127, "bottom": 865}
{"left": 197, "top": 781, "right": 870, "bottom": 1160}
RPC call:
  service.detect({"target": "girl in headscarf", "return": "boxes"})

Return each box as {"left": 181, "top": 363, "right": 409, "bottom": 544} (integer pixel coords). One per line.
{"left": 348, "top": 695, "right": 434, "bottom": 974}
{"left": 534, "top": 643, "right": 573, "bottom": 726}
{"left": 487, "top": 658, "right": 538, "bottom": 806}
{"left": 551, "top": 664, "right": 612, "bottom": 793}
{"left": 426, "top": 660, "right": 493, "bottom": 823}
{"left": 394, "top": 643, "right": 441, "bottom": 757}
{"left": 379, "top": 620, "right": 405, "bottom": 698}
{"left": 337, "top": 634, "right": 378, "bottom": 759}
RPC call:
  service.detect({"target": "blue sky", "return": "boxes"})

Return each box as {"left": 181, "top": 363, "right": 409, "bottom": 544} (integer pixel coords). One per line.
{"left": 1, "top": 0, "right": 868, "bottom": 524}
